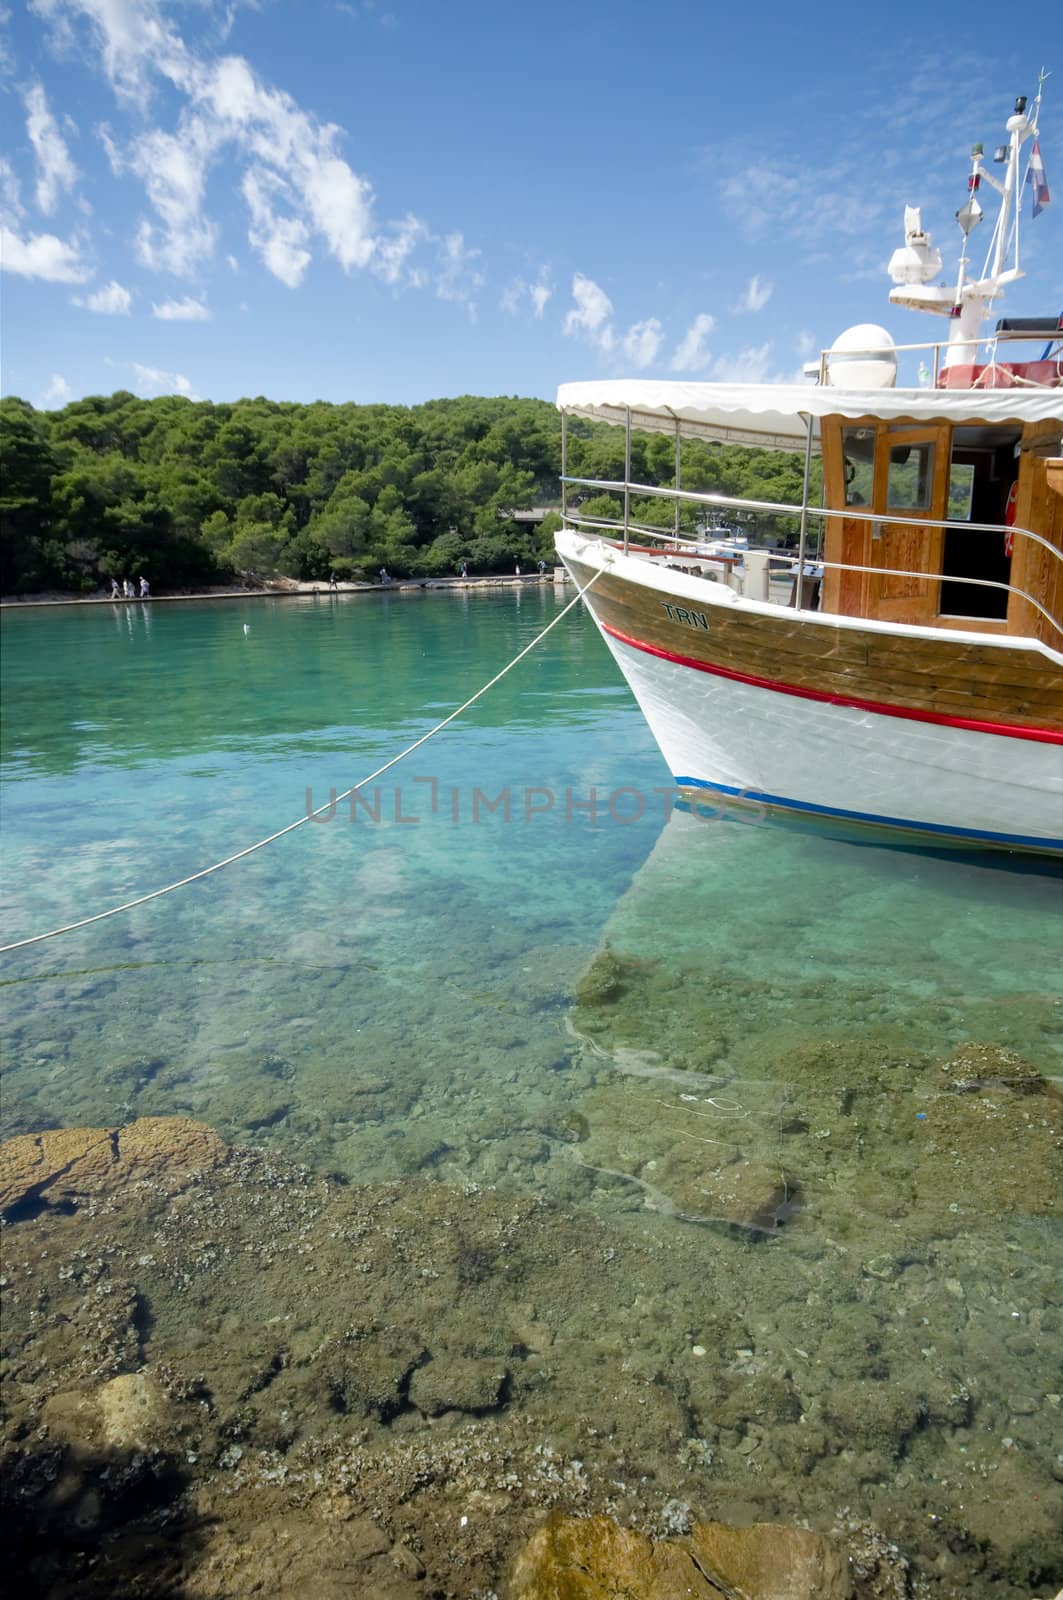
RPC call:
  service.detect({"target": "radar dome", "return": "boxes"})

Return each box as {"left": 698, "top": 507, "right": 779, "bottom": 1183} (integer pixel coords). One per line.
{"left": 826, "top": 324, "right": 897, "bottom": 389}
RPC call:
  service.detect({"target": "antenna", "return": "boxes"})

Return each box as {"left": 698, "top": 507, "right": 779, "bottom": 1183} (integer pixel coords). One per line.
{"left": 1032, "top": 65, "right": 1051, "bottom": 132}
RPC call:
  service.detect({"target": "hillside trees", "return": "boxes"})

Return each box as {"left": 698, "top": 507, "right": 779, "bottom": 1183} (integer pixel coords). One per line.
{"left": 0, "top": 391, "right": 818, "bottom": 592}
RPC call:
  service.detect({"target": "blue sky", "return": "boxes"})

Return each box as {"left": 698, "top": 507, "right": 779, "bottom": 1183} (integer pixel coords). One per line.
{"left": 1, "top": 0, "right": 1060, "bottom": 409}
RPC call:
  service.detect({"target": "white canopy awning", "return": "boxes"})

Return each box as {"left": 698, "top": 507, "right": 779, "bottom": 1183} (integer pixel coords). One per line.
{"left": 556, "top": 379, "right": 1063, "bottom": 452}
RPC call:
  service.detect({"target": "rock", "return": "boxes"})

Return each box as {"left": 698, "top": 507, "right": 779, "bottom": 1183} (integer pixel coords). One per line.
{"left": 43, "top": 1371, "right": 178, "bottom": 1455}
{"left": 509, "top": 1514, "right": 853, "bottom": 1600}
{"left": 409, "top": 1354, "right": 508, "bottom": 1416}
{"left": 317, "top": 1333, "right": 426, "bottom": 1421}
{"left": 689, "top": 1520, "right": 852, "bottom": 1600}
{"left": 0, "top": 1117, "right": 227, "bottom": 1216}
{"left": 185, "top": 1513, "right": 422, "bottom": 1600}
{"left": 391, "top": 1542, "right": 426, "bottom": 1579}
{"left": 510, "top": 1513, "right": 718, "bottom": 1599}
{"left": 0, "top": 1125, "right": 116, "bottom": 1213}
{"left": 939, "top": 1043, "right": 1045, "bottom": 1094}
{"left": 96, "top": 1372, "right": 172, "bottom": 1451}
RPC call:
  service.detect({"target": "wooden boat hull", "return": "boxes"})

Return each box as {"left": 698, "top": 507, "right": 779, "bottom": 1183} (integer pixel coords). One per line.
{"left": 557, "top": 530, "right": 1063, "bottom": 854}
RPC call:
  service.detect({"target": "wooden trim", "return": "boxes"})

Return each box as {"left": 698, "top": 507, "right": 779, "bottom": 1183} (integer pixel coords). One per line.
{"left": 565, "top": 553, "right": 1063, "bottom": 732}
{"left": 932, "top": 615, "right": 1009, "bottom": 635}
{"left": 1009, "top": 439, "right": 1063, "bottom": 643}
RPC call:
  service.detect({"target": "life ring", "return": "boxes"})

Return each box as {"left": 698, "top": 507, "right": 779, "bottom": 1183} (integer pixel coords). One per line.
{"left": 1003, "top": 480, "right": 1017, "bottom": 559}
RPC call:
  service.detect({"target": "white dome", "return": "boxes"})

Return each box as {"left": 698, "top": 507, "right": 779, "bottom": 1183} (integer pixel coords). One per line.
{"left": 827, "top": 324, "right": 897, "bottom": 389}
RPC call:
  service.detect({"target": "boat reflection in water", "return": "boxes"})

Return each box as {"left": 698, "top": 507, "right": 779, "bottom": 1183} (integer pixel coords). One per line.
{"left": 565, "top": 802, "right": 1060, "bottom": 1583}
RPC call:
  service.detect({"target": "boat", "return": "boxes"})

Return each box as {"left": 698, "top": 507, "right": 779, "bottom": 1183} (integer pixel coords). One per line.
{"left": 555, "top": 87, "right": 1063, "bottom": 855}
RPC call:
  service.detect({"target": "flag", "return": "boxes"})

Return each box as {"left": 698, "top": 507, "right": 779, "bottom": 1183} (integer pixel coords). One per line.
{"left": 1026, "top": 139, "right": 1051, "bottom": 218}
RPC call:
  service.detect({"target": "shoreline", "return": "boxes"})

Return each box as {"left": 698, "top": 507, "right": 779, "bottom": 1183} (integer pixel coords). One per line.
{"left": 0, "top": 571, "right": 569, "bottom": 610}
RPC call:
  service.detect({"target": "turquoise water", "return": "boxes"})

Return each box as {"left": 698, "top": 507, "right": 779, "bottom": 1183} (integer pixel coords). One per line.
{"left": 1, "top": 590, "right": 668, "bottom": 1168}
{"left": 2, "top": 589, "right": 1061, "bottom": 1595}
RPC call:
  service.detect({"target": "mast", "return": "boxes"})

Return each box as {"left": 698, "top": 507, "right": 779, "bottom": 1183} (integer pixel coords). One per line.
{"left": 886, "top": 85, "right": 1047, "bottom": 375}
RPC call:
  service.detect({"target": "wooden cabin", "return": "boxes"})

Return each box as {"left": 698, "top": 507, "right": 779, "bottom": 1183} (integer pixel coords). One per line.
{"left": 819, "top": 413, "right": 1063, "bottom": 644}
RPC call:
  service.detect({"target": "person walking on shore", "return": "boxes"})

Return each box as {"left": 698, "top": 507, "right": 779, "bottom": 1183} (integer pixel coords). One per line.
{"left": 139, "top": 575, "right": 150, "bottom": 597}
{"left": 110, "top": 578, "right": 121, "bottom": 599}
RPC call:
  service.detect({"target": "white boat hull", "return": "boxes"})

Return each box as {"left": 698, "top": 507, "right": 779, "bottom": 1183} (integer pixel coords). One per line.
{"left": 604, "top": 629, "right": 1062, "bottom": 850}
{"left": 558, "top": 533, "right": 1063, "bottom": 854}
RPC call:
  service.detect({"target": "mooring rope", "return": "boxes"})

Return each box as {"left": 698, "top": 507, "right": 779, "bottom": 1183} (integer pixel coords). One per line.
{"left": 1, "top": 571, "right": 602, "bottom": 955}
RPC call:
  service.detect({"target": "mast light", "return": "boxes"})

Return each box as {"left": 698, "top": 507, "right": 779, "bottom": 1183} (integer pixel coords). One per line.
{"left": 993, "top": 146, "right": 1008, "bottom": 163}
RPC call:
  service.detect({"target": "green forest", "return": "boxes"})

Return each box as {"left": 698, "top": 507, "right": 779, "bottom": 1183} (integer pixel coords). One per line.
{"left": 0, "top": 391, "right": 817, "bottom": 594}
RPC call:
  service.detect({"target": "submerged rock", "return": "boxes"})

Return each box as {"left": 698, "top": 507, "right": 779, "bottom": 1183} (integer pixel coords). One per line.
{"left": 938, "top": 1042, "right": 1046, "bottom": 1095}
{"left": 574, "top": 948, "right": 656, "bottom": 1008}
{"left": 409, "top": 1352, "right": 508, "bottom": 1415}
{"left": 690, "top": 1519, "right": 851, "bottom": 1599}
{"left": 0, "top": 1116, "right": 227, "bottom": 1217}
{"left": 43, "top": 1371, "right": 178, "bottom": 1455}
{"left": 509, "top": 1513, "right": 853, "bottom": 1599}
{"left": 510, "top": 1513, "right": 718, "bottom": 1599}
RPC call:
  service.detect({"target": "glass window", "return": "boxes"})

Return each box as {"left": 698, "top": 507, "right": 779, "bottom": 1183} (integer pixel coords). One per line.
{"left": 841, "top": 427, "right": 874, "bottom": 507}
{"left": 887, "top": 441, "right": 935, "bottom": 510}
{"left": 947, "top": 461, "right": 975, "bottom": 521}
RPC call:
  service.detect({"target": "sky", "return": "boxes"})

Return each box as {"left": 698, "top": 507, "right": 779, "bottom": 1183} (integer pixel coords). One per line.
{"left": 1, "top": 0, "right": 1060, "bottom": 410}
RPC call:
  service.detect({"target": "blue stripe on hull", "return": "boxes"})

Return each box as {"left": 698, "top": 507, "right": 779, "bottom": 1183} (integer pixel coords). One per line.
{"left": 673, "top": 774, "right": 1063, "bottom": 854}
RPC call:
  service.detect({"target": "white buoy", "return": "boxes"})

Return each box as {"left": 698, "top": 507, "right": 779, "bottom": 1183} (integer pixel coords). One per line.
{"left": 243, "top": 623, "right": 250, "bottom": 635}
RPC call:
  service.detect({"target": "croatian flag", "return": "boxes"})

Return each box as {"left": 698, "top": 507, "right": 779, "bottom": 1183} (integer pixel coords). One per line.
{"left": 1026, "top": 139, "right": 1050, "bottom": 218}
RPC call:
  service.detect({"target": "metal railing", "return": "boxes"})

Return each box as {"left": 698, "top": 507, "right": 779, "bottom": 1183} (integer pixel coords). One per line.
{"left": 559, "top": 476, "right": 1063, "bottom": 641}
{"left": 815, "top": 328, "right": 1062, "bottom": 388}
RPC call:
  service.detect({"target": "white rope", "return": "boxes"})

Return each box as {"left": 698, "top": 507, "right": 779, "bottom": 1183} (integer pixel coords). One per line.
{"left": 1, "top": 572, "right": 602, "bottom": 955}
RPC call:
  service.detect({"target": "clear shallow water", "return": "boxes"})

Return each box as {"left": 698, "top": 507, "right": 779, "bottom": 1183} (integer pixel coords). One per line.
{"left": 2, "top": 590, "right": 1061, "bottom": 1595}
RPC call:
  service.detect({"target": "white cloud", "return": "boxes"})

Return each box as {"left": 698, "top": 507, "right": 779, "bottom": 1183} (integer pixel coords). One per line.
{"left": 736, "top": 273, "right": 773, "bottom": 313}
{"left": 97, "top": 122, "right": 123, "bottom": 175}
{"left": 501, "top": 268, "right": 552, "bottom": 320}
{"left": 0, "top": 155, "right": 23, "bottom": 214}
{"left": 242, "top": 166, "right": 311, "bottom": 287}
{"left": 563, "top": 273, "right": 666, "bottom": 366}
{"left": 226, "top": 252, "right": 239, "bottom": 272}
{"left": 25, "top": 83, "right": 78, "bottom": 214}
{"left": 709, "top": 342, "right": 776, "bottom": 383}
{"left": 30, "top": 0, "right": 192, "bottom": 110}
{"left": 719, "top": 153, "right": 884, "bottom": 260}
{"left": 563, "top": 272, "right": 617, "bottom": 353}
{"left": 621, "top": 317, "right": 663, "bottom": 369}
{"left": 0, "top": 223, "right": 91, "bottom": 281}
{"left": 152, "top": 294, "right": 209, "bottom": 320}
{"left": 671, "top": 312, "right": 715, "bottom": 373}
{"left": 373, "top": 212, "right": 427, "bottom": 286}
{"left": 434, "top": 230, "right": 483, "bottom": 318}
{"left": 76, "top": 277, "right": 131, "bottom": 313}
{"left": 795, "top": 328, "right": 817, "bottom": 357}
{"left": 31, "top": 1, "right": 472, "bottom": 299}
{"left": 130, "top": 120, "right": 217, "bottom": 274}
{"left": 42, "top": 372, "right": 72, "bottom": 406}
{"left": 131, "top": 360, "right": 194, "bottom": 396}
{"left": 302, "top": 154, "right": 375, "bottom": 272}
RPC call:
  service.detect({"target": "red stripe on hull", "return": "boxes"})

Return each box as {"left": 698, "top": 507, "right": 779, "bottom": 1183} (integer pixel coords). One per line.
{"left": 599, "top": 622, "right": 1063, "bottom": 745}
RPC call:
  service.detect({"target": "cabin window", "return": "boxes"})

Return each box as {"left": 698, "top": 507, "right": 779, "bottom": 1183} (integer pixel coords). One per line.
{"left": 946, "top": 461, "right": 975, "bottom": 522}
{"left": 886, "top": 438, "right": 935, "bottom": 510}
{"left": 841, "top": 427, "right": 874, "bottom": 506}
